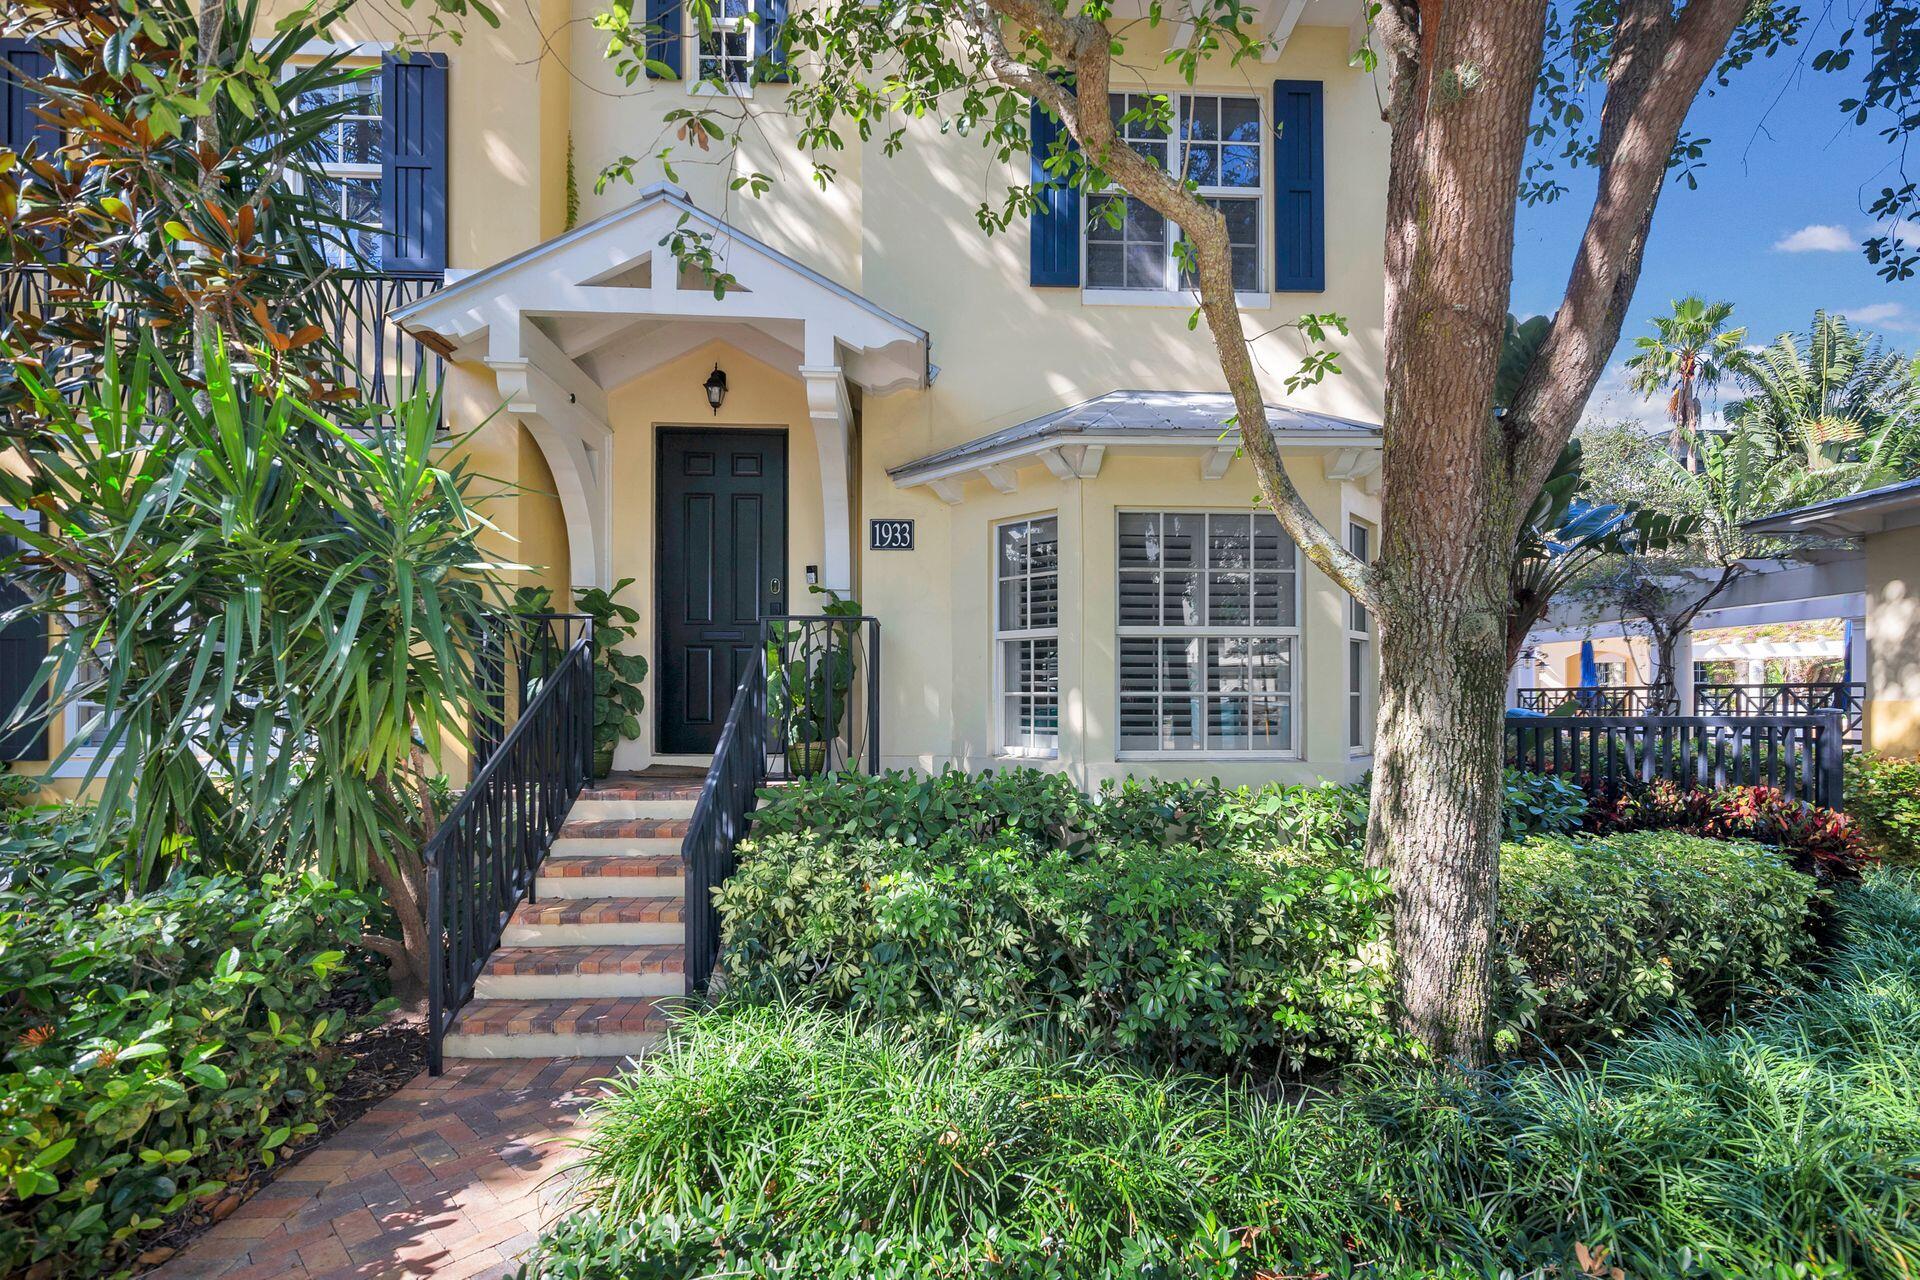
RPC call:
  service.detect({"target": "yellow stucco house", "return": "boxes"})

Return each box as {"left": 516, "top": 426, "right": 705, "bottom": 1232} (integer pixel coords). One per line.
{"left": 1748, "top": 477, "right": 1920, "bottom": 756}
{"left": 1, "top": 2, "right": 1391, "bottom": 794}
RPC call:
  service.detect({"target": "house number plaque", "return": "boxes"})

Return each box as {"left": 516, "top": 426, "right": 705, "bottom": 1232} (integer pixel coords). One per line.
{"left": 869, "top": 519, "right": 915, "bottom": 550}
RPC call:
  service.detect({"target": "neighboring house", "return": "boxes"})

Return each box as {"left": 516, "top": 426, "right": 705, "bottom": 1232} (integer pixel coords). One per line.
{"left": 1, "top": 2, "right": 1392, "bottom": 789}
{"left": 1748, "top": 478, "right": 1920, "bottom": 755}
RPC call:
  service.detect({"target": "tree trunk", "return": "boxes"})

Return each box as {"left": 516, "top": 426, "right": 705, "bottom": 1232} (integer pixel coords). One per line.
{"left": 1368, "top": 547, "right": 1512, "bottom": 1064}
{"left": 1647, "top": 624, "right": 1682, "bottom": 714}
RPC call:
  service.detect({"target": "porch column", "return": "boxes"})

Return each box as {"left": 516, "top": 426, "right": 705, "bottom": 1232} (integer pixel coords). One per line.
{"left": 800, "top": 336, "right": 855, "bottom": 593}
{"left": 1671, "top": 630, "right": 1695, "bottom": 713}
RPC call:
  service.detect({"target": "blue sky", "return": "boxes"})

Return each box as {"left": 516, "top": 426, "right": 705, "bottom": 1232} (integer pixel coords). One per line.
{"left": 1509, "top": 27, "right": 1915, "bottom": 428}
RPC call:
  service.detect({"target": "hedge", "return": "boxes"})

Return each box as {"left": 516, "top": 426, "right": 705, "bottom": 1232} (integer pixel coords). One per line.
{"left": 718, "top": 824, "right": 1815, "bottom": 1067}
{"left": 0, "top": 860, "right": 382, "bottom": 1278}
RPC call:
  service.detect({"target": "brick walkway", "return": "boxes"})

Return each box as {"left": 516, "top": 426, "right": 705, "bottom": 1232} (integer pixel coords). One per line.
{"left": 151, "top": 1057, "right": 628, "bottom": 1280}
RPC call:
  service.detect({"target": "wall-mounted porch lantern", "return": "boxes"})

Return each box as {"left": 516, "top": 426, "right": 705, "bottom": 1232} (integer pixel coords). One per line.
{"left": 703, "top": 363, "right": 728, "bottom": 415}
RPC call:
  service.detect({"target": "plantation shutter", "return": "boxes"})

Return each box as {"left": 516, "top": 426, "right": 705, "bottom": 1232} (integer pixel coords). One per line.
{"left": 1271, "top": 79, "right": 1324, "bottom": 293}
{"left": 1028, "top": 95, "right": 1081, "bottom": 288}
{"left": 757, "top": 0, "right": 790, "bottom": 82}
{"left": 380, "top": 53, "right": 449, "bottom": 277}
{"left": 0, "top": 523, "right": 48, "bottom": 763}
{"left": 646, "top": 0, "right": 684, "bottom": 79}
{"left": 1, "top": 38, "right": 57, "bottom": 161}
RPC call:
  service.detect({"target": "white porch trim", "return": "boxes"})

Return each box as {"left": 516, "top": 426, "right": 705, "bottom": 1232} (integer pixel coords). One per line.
{"left": 393, "top": 185, "right": 929, "bottom": 590}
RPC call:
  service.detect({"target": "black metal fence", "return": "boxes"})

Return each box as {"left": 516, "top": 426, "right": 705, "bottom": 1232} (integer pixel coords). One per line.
{"left": 764, "top": 614, "right": 881, "bottom": 780}
{"left": 1515, "top": 686, "right": 1658, "bottom": 716}
{"left": 470, "top": 612, "right": 595, "bottom": 771}
{"left": 1, "top": 265, "right": 443, "bottom": 416}
{"left": 424, "top": 632, "right": 594, "bottom": 1074}
{"left": 1694, "top": 681, "right": 1866, "bottom": 749}
{"left": 1505, "top": 710, "right": 1846, "bottom": 809}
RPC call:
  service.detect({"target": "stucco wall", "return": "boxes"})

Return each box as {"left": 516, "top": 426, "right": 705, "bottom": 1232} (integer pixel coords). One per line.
{"left": 861, "top": 443, "right": 1379, "bottom": 786}
{"left": 1867, "top": 524, "right": 1920, "bottom": 755}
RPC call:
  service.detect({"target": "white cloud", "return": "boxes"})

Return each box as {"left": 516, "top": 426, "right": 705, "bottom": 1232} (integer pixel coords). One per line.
{"left": 1772, "top": 224, "right": 1855, "bottom": 253}
{"left": 1837, "top": 301, "right": 1920, "bottom": 332}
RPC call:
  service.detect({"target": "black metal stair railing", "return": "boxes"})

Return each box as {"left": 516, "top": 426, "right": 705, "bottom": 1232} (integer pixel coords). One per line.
{"left": 682, "top": 613, "right": 881, "bottom": 992}
{"left": 423, "top": 631, "right": 595, "bottom": 1074}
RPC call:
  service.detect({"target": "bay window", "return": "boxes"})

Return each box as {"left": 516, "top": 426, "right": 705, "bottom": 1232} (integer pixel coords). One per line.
{"left": 995, "top": 515, "right": 1060, "bottom": 756}
{"left": 1117, "top": 511, "right": 1298, "bottom": 755}
{"left": 1346, "top": 518, "right": 1373, "bottom": 754}
{"left": 1085, "top": 92, "right": 1264, "bottom": 294}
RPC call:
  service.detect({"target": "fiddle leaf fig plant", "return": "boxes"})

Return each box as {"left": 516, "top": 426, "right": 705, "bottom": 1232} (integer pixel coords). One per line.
{"left": 575, "top": 578, "right": 648, "bottom": 777}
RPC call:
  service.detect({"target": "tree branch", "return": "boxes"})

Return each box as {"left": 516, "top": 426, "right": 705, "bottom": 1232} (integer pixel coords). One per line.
{"left": 970, "top": 0, "right": 1373, "bottom": 601}
{"left": 1506, "top": 0, "right": 1748, "bottom": 493}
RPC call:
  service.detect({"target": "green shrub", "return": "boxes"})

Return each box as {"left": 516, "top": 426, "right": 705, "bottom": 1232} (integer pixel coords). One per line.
{"left": 1847, "top": 751, "right": 1920, "bottom": 862}
{"left": 717, "top": 833, "right": 1398, "bottom": 1069}
{"left": 1499, "top": 767, "right": 1588, "bottom": 838}
{"left": 0, "top": 868, "right": 381, "bottom": 1278}
{"left": 751, "top": 765, "right": 1580, "bottom": 856}
{"left": 1496, "top": 831, "right": 1816, "bottom": 1050}
{"left": 545, "top": 871, "right": 1920, "bottom": 1278}
{"left": 750, "top": 766, "right": 1095, "bottom": 848}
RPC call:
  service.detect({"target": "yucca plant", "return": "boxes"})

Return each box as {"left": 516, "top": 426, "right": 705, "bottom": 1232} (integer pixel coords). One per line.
{"left": 0, "top": 336, "right": 514, "bottom": 1002}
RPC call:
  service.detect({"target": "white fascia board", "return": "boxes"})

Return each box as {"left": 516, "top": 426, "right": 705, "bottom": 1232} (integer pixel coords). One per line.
{"left": 891, "top": 431, "right": 1377, "bottom": 491}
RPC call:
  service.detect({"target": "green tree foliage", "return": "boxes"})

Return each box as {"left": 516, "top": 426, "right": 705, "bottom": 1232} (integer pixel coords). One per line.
{"left": 1624, "top": 296, "right": 1746, "bottom": 455}
{"left": 1727, "top": 309, "right": 1920, "bottom": 481}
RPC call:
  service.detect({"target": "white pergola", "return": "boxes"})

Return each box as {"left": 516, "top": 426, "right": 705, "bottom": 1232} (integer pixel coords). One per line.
{"left": 1518, "top": 551, "right": 1870, "bottom": 704}
{"left": 392, "top": 185, "right": 930, "bottom": 591}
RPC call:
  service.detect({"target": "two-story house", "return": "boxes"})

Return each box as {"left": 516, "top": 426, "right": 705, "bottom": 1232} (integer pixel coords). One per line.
{"left": 2, "top": 0, "right": 1390, "bottom": 791}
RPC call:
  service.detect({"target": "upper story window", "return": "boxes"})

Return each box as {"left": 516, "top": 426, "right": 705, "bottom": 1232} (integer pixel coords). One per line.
{"left": 689, "top": 0, "right": 756, "bottom": 88}
{"left": 995, "top": 515, "right": 1060, "bottom": 757}
{"left": 1085, "top": 92, "right": 1263, "bottom": 295}
{"left": 1117, "top": 511, "right": 1298, "bottom": 756}
{"left": 297, "top": 75, "right": 383, "bottom": 269}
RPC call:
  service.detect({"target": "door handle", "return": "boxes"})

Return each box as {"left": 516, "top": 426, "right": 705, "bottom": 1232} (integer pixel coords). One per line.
{"left": 769, "top": 577, "right": 783, "bottom": 599}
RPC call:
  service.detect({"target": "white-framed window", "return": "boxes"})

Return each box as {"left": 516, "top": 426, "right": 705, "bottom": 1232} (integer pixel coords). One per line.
{"left": 294, "top": 71, "right": 383, "bottom": 268}
{"left": 1594, "top": 660, "right": 1625, "bottom": 686}
{"left": 688, "top": 0, "right": 757, "bottom": 90}
{"left": 1346, "top": 518, "right": 1373, "bottom": 755}
{"left": 994, "top": 514, "right": 1060, "bottom": 757}
{"left": 1085, "top": 92, "right": 1264, "bottom": 294}
{"left": 1117, "top": 511, "right": 1298, "bottom": 756}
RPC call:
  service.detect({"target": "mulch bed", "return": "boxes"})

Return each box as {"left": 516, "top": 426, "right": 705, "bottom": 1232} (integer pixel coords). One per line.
{"left": 129, "top": 999, "right": 429, "bottom": 1275}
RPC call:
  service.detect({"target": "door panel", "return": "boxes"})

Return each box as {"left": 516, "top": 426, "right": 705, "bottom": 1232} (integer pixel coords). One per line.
{"left": 657, "top": 429, "right": 787, "bottom": 754}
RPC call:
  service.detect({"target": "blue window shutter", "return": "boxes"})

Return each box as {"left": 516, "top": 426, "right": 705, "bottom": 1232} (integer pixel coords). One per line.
{"left": 646, "top": 0, "right": 683, "bottom": 79}
{"left": 1272, "top": 79, "right": 1324, "bottom": 293}
{"left": 2, "top": 39, "right": 57, "bottom": 161}
{"left": 381, "top": 53, "right": 448, "bottom": 276}
{"left": 1029, "top": 96, "right": 1080, "bottom": 288}
{"left": 757, "top": 0, "right": 789, "bottom": 82}
{"left": 0, "top": 524, "right": 48, "bottom": 764}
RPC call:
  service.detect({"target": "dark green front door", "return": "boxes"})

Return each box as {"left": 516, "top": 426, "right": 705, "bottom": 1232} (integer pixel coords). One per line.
{"left": 656, "top": 428, "right": 788, "bottom": 755}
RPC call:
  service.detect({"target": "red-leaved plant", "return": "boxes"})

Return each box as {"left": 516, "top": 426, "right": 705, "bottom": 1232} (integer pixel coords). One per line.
{"left": 1588, "top": 780, "right": 1869, "bottom": 878}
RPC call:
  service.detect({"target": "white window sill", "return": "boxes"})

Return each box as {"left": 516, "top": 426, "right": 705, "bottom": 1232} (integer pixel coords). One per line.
{"left": 1081, "top": 289, "right": 1272, "bottom": 311}
{"left": 46, "top": 751, "right": 116, "bottom": 779}
{"left": 996, "top": 747, "right": 1059, "bottom": 761}
{"left": 688, "top": 80, "right": 754, "bottom": 98}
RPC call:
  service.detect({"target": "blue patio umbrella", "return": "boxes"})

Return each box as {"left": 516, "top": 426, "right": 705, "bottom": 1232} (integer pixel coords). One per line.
{"left": 1577, "top": 639, "right": 1600, "bottom": 711}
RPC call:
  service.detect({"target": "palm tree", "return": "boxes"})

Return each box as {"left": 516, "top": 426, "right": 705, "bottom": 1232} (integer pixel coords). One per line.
{"left": 1625, "top": 296, "right": 1747, "bottom": 458}
{"left": 1725, "top": 310, "right": 1920, "bottom": 477}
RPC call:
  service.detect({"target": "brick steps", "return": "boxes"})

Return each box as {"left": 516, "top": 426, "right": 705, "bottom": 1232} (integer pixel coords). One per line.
{"left": 442, "top": 774, "right": 697, "bottom": 1061}
{"left": 441, "top": 997, "right": 674, "bottom": 1058}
